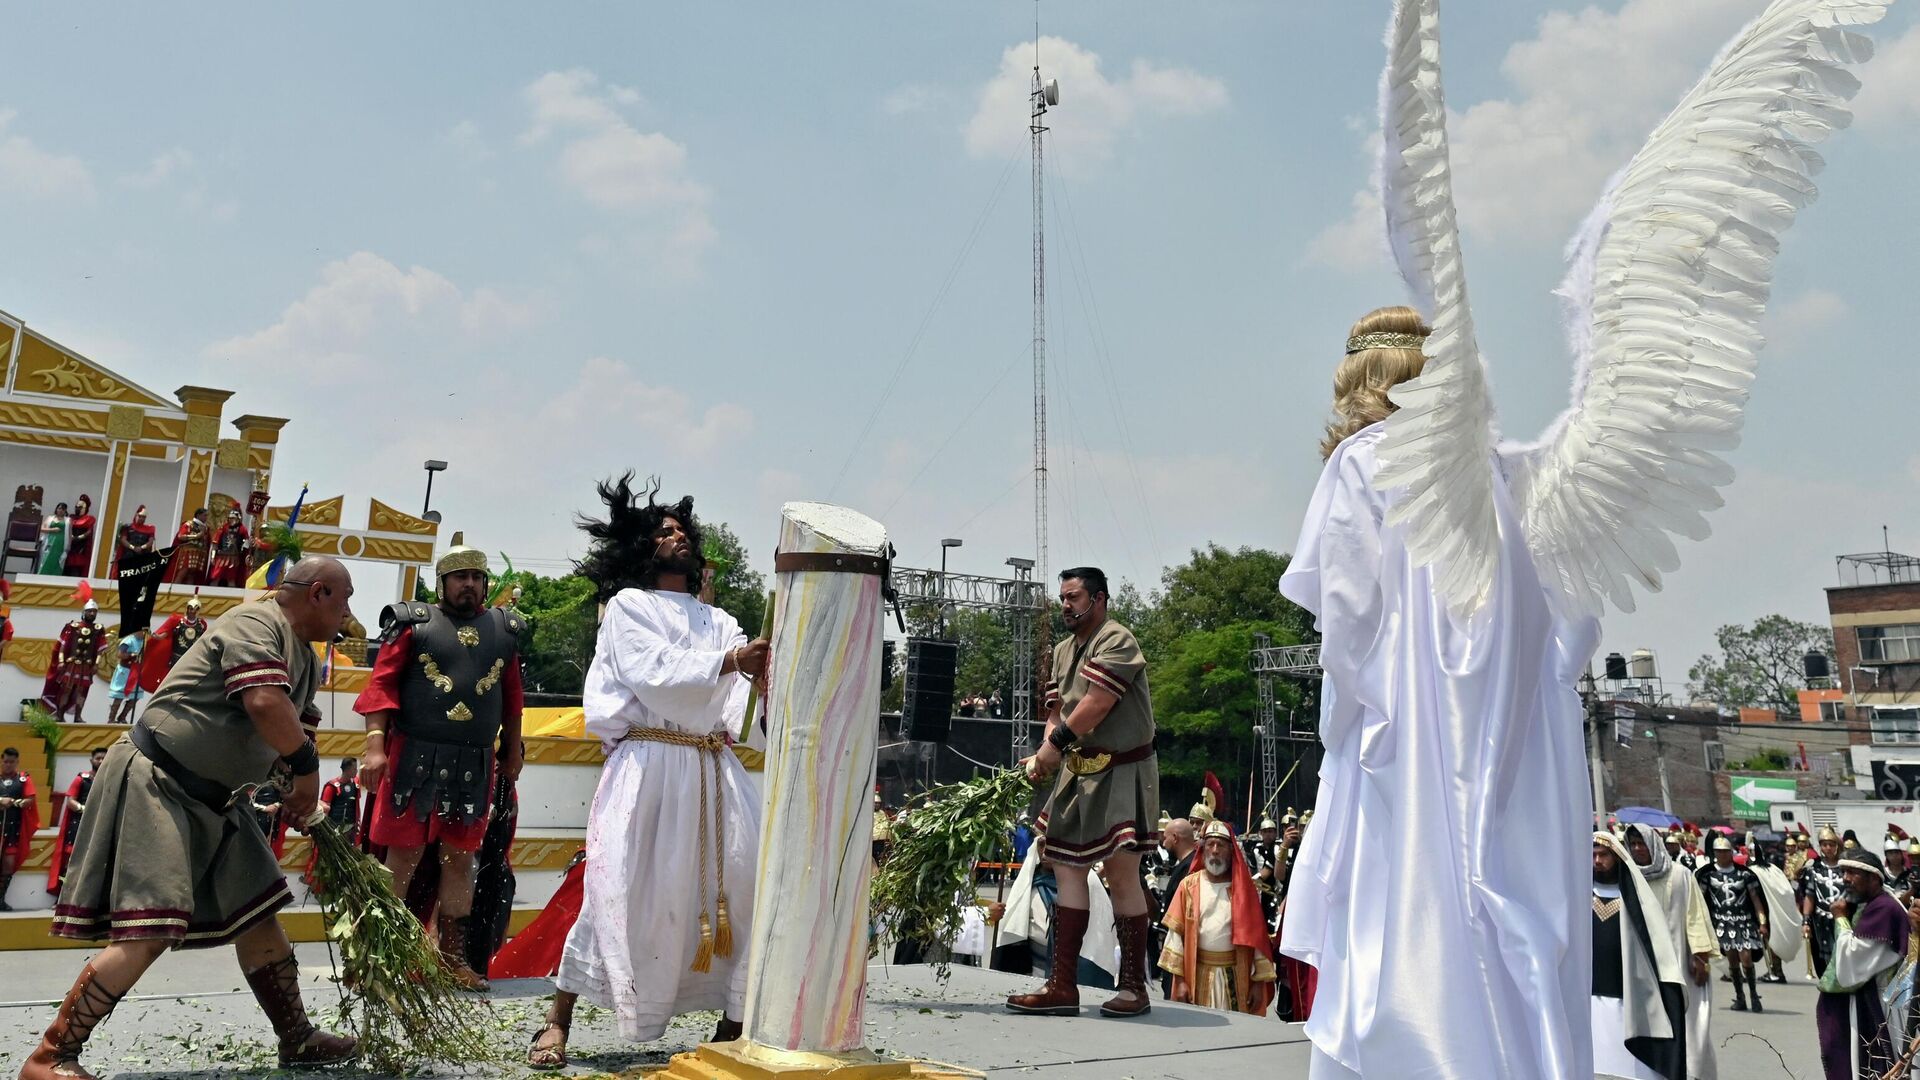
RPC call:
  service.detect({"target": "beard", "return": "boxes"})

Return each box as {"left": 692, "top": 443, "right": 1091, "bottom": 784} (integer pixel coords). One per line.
{"left": 656, "top": 550, "right": 702, "bottom": 580}
{"left": 1204, "top": 856, "right": 1230, "bottom": 878}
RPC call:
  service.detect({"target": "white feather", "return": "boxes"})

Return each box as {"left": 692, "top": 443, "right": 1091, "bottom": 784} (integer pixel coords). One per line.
{"left": 1520, "top": 0, "right": 1892, "bottom": 618}
{"left": 1366, "top": 0, "right": 1893, "bottom": 618}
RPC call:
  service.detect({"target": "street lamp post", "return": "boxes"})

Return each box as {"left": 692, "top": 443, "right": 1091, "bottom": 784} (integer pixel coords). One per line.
{"left": 422, "top": 460, "right": 448, "bottom": 524}
{"left": 938, "top": 538, "right": 962, "bottom": 636}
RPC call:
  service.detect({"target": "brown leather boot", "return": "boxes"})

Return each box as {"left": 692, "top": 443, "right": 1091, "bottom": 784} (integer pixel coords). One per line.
{"left": 242, "top": 953, "right": 358, "bottom": 1067}
{"left": 1006, "top": 905, "right": 1089, "bottom": 1015}
{"left": 19, "top": 961, "right": 124, "bottom": 1080}
{"left": 1100, "top": 913, "right": 1153, "bottom": 1017}
{"left": 437, "top": 915, "right": 490, "bottom": 991}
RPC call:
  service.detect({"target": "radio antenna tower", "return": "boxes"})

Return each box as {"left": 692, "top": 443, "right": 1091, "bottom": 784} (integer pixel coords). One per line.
{"left": 1030, "top": 18, "right": 1058, "bottom": 587}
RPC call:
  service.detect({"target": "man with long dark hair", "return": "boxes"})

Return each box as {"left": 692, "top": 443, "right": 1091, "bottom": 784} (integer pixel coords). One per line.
{"left": 527, "top": 475, "right": 770, "bottom": 1069}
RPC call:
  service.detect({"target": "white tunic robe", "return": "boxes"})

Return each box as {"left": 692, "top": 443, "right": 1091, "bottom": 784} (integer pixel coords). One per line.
{"left": 555, "top": 588, "right": 756, "bottom": 1041}
{"left": 1279, "top": 425, "right": 1599, "bottom": 1080}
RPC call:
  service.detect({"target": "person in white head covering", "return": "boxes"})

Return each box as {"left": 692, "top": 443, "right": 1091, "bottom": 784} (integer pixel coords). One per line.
{"left": 1624, "top": 824, "right": 1717, "bottom": 1079}
{"left": 1592, "top": 832, "right": 1688, "bottom": 1080}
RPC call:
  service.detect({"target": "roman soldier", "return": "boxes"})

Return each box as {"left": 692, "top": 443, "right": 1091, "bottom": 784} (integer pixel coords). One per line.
{"left": 320, "top": 759, "right": 362, "bottom": 842}
{"left": 163, "top": 508, "right": 211, "bottom": 586}
{"left": 111, "top": 506, "right": 157, "bottom": 576}
{"left": 355, "top": 545, "right": 525, "bottom": 990}
{"left": 0, "top": 747, "right": 42, "bottom": 911}
{"left": 142, "top": 596, "right": 210, "bottom": 693}
{"left": 39, "top": 598, "right": 108, "bottom": 722}
{"left": 207, "top": 508, "right": 252, "bottom": 588}
{"left": 251, "top": 782, "right": 290, "bottom": 861}
{"left": 47, "top": 747, "right": 107, "bottom": 894}
{"left": 62, "top": 495, "right": 97, "bottom": 578}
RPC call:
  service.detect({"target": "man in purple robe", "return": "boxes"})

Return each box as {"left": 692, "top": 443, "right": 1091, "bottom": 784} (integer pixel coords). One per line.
{"left": 1818, "top": 850, "right": 1910, "bottom": 1080}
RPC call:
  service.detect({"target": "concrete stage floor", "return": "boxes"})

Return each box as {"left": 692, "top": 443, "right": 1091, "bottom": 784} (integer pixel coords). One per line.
{"left": 0, "top": 941, "right": 1828, "bottom": 1078}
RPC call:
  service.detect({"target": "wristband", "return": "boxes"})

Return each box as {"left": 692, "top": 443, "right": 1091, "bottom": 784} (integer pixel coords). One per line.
{"left": 1047, "top": 724, "right": 1077, "bottom": 753}
{"left": 282, "top": 741, "right": 320, "bottom": 777}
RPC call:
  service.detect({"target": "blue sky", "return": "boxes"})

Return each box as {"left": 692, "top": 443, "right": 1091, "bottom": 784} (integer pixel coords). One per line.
{"left": 3, "top": 0, "right": 1917, "bottom": 687}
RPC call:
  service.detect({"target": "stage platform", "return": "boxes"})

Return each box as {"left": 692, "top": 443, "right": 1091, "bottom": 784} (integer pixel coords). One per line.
{"left": 0, "top": 945, "right": 1825, "bottom": 1078}
{"left": 0, "top": 946, "right": 1311, "bottom": 1078}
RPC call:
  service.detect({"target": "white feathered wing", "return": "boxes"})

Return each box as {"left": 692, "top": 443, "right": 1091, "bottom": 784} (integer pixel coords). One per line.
{"left": 1371, "top": 0, "right": 1894, "bottom": 618}
{"left": 1366, "top": 0, "right": 1501, "bottom": 615}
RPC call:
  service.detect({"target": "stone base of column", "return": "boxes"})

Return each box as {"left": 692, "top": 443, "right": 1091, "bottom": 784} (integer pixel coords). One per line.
{"left": 644, "top": 1039, "right": 974, "bottom": 1080}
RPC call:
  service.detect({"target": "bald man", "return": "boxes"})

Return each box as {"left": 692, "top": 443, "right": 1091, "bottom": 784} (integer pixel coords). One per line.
{"left": 19, "top": 557, "right": 359, "bottom": 1080}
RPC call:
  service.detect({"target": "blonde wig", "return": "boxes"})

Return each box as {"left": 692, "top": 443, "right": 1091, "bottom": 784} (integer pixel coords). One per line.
{"left": 1318, "top": 306, "right": 1431, "bottom": 460}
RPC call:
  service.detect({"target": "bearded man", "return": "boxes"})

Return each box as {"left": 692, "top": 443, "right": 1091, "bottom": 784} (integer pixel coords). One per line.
{"left": 1157, "top": 820, "right": 1277, "bottom": 1015}
{"left": 355, "top": 545, "right": 524, "bottom": 991}
{"left": 1624, "top": 823, "right": 1717, "bottom": 1079}
{"left": 527, "top": 477, "right": 769, "bottom": 1068}
{"left": 1592, "top": 832, "right": 1688, "bottom": 1080}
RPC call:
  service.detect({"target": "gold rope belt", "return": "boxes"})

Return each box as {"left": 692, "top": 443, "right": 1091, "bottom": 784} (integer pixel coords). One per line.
{"left": 621, "top": 726, "right": 734, "bottom": 972}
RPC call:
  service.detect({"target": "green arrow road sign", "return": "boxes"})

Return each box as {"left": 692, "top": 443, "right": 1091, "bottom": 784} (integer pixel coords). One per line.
{"left": 1730, "top": 776, "right": 1798, "bottom": 819}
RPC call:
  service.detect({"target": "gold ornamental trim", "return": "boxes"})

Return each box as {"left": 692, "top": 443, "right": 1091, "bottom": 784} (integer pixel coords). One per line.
{"left": 248, "top": 446, "right": 273, "bottom": 470}
{"left": 143, "top": 415, "right": 186, "bottom": 442}
{"left": 213, "top": 438, "right": 249, "bottom": 469}
{"left": 15, "top": 333, "right": 167, "bottom": 406}
{"left": 0, "top": 400, "right": 108, "bottom": 434}
{"left": 474, "top": 658, "right": 505, "bottom": 694}
{"left": 263, "top": 495, "right": 343, "bottom": 528}
{"left": 367, "top": 499, "right": 438, "bottom": 536}
{"left": 104, "top": 405, "right": 145, "bottom": 441}
{"left": 447, "top": 701, "right": 474, "bottom": 723}
{"left": 418, "top": 655, "right": 453, "bottom": 694}
{"left": 0, "top": 429, "right": 109, "bottom": 454}
{"left": 0, "top": 584, "right": 245, "bottom": 618}
{"left": 359, "top": 536, "right": 435, "bottom": 563}
{"left": 183, "top": 414, "right": 220, "bottom": 449}
{"left": 2, "top": 639, "right": 54, "bottom": 679}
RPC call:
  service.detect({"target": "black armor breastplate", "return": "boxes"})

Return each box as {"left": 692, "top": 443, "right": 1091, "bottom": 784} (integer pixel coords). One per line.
{"left": 172, "top": 618, "right": 206, "bottom": 664}
{"left": 63, "top": 773, "right": 94, "bottom": 842}
{"left": 0, "top": 775, "right": 28, "bottom": 846}
{"left": 382, "top": 603, "right": 522, "bottom": 826}
{"left": 327, "top": 779, "right": 360, "bottom": 826}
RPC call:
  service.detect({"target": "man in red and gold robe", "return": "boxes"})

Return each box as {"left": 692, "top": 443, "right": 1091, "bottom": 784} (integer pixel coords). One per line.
{"left": 207, "top": 508, "right": 252, "bottom": 588}
{"left": 40, "top": 600, "right": 107, "bottom": 722}
{"left": 47, "top": 747, "right": 106, "bottom": 895}
{"left": 163, "top": 509, "right": 211, "bottom": 586}
{"left": 0, "top": 747, "right": 43, "bottom": 910}
{"left": 1157, "top": 820, "right": 1276, "bottom": 1016}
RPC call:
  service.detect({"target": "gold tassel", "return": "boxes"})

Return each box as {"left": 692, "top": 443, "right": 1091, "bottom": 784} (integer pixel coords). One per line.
{"left": 691, "top": 912, "right": 715, "bottom": 973}
{"left": 714, "top": 893, "right": 734, "bottom": 958}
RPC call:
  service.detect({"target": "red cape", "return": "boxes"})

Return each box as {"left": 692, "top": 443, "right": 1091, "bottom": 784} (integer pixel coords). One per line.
{"left": 488, "top": 859, "right": 586, "bottom": 979}
{"left": 46, "top": 773, "right": 87, "bottom": 891}
{"left": 3, "top": 774, "right": 41, "bottom": 861}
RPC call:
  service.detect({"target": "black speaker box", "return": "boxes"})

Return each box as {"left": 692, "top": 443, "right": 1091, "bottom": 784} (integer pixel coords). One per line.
{"left": 901, "top": 637, "right": 959, "bottom": 742}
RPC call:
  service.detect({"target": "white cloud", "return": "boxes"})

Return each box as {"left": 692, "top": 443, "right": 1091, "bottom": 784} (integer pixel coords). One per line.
{"left": 881, "top": 84, "right": 936, "bottom": 117}
{"left": 1310, "top": 0, "right": 1761, "bottom": 261}
{"left": 121, "top": 147, "right": 193, "bottom": 188}
{"left": 520, "top": 69, "right": 713, "bottom": 272}
{"left": 532, "top": 356, "right": 751, "bottom": 457}
{"left": 0, "top": 108, "right": 95, "bottom": 201}
{"left": 442, "top": 120, "right": 493, "bottom": 161}
{"left": 1854, "top": 21, "right": 1920, "bottom": 131}
{"left": 1767, "top": 288, "right": 1849, "bottom": 346}
{"left": 1304, "top": 188, "right": 1389, "bottom": 274}
{"left": 964, "top": 37, "right": 1227, "bottom": 170}
{"left": 204, "top": 252, "right": 541, "bottom": 378}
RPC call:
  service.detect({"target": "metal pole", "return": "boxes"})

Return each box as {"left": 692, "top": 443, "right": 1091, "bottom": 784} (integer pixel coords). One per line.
{"left": 1655, "top": 731, "right": 1675, "bottom": 815}
{"left": 422, "top": 469, "right": 435, "bottom": 517}
{"left": 1583, "top": 670, "right": 1606, "bottom": 825}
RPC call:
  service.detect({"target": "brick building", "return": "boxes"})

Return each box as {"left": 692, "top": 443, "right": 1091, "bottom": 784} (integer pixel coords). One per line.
{"left": 1589, "top": 701, "right": 1731, "bottom": 825}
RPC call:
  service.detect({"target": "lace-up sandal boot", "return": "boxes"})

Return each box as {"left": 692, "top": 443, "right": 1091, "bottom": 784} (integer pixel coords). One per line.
{"left": 243, "top": 953, "right": 359, "bottom": 1067}
{"left": 19, "top": 962, "right": 125, "bottom": 1080}
{"left": 1100, "top": 913, "right": 1154, "bottom": 1018}
{"left": 1006, "top": 905, "right": 1089, "bottom": 1015}
{"left": 437, "top": 915, "right": 490, "bottom": 991}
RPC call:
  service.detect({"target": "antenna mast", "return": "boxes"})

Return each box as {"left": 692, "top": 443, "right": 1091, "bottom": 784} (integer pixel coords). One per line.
{"left": 1030, "top": 34, "right": 1054, "bottom": 588}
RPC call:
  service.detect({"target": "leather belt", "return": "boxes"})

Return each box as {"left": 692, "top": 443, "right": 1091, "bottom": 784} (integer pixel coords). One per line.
{"left": 130, "top": 724, "right": 236, "bottom": 813}
{"left": 773, "top": 551, "right": 890, "bottom": 576}
{"left": 1065, "top": 742, "right": 1154, "bottom": 776}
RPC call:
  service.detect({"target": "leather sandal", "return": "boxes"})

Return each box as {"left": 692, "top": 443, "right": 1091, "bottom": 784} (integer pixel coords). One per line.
{"left": 527, "top": 1021, "right": 569, "bottom": 1070}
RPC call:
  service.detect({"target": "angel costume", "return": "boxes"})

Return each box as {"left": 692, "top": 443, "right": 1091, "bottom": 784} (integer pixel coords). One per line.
{"left": 1277, "top": 1, "right": 1894, "bottom": 1077}
{"left": 553, "top": 588, "right": 758, "bottom": 1041}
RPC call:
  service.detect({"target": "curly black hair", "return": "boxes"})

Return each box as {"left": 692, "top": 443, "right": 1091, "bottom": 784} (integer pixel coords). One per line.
{"left": 575, "top": 473, "right": 707, "bottom": 602}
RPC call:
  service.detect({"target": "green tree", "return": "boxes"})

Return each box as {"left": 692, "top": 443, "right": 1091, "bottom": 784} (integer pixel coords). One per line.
{"left": 1140, "top": 544, "right": 1313, "bottom": 653}
{"left": 1687, "top": 615, "right": 1835, "bottom": 717}
{"left": 1149, "top": 620, "right": 1308, "bottom": 792}
{"left": 704, "top": 521, "right": 768, "bottom": 636}
{"left": 513, "top": 573, "right": 598, "bottom": 696}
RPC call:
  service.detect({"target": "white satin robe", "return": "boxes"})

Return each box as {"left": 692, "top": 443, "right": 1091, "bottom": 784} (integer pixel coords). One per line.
{"left": 1279, "top": 424, "right": 1599, "bottom": 1080}
{"left": 555, "top": 588, "right": 757, "bottom": 1041}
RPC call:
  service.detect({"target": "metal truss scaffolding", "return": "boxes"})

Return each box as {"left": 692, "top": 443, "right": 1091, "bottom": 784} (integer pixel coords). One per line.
{"left": 890, "top": 565, "right": 1044, "bottom": 765}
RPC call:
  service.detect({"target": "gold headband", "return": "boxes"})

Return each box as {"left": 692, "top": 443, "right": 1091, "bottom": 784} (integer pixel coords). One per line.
{"left": 1345, "top": 331, "right": 1426, "bottom": 355}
